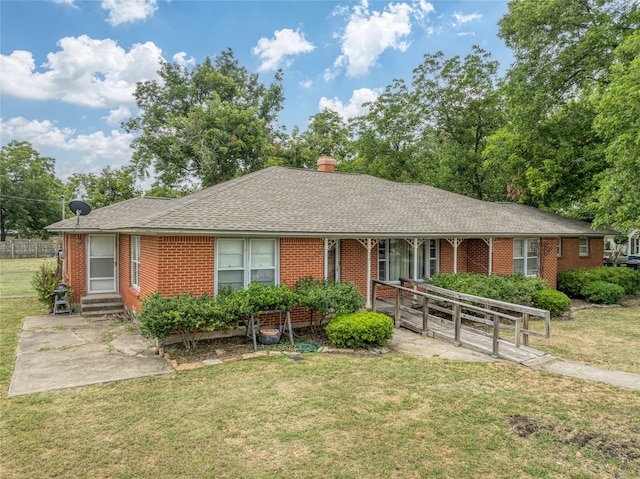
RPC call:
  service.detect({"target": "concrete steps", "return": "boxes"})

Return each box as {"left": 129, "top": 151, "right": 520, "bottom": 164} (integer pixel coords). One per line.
{"left": 80, "top": 293, "right": 125, "bottom": 317}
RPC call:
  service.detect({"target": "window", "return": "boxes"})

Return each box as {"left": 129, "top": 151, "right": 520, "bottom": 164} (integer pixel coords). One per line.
{"left": 513, "top": 238, "right": 539, "bottom": 277}
{"left": 557, "top": 237, "right": 562, "bottom": 257}
{"left": 378, "top": 239, "right": 439, "bottom": 282}
{"left": 131, "top": 236, "right": 140, "bottom": 289}
{"left": 579, "top": 237, "right": 589, "bottom": 256}
{"left": 216, "top": 238, "right": 278, "bottom": 292}
{"left": 631, "top": 235, "right": 640, "bottom": 255}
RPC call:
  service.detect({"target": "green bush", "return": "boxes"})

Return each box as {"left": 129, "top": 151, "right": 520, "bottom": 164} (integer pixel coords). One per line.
{"left": 557, "top": 267, "right": 640, "bottom": 301}
{"left": 31, "top": 262, "right": 63, "bottom": 312}
{"left": 533, "top": 289, "right": 571, "bottom": 317}
{"left": 245, "top": 283, "right": 298, "bottom": 313}
{"left": 427, "top": 273, "right": 549, "bottom": 305}
{"left": 581, "top": 281, "right": 625, "bottom": 305}
{"left": 325, "top": 312, "right": 394, "bottom": 349}
{"left": 295, "top": 277, "right": 365, "bottom": 327}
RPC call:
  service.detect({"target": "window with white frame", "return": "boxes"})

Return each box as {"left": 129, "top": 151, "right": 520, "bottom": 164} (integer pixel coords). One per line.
{"left": 631, "top": 235, "right": 640, "bottom": 255}
{"left": 378, "top": 239, "right": 439, "bottom": 282}
{"left": 131, "top": 235, "right": 140, "bottom": 289}
{"left": 557, "top": 237, "right": 562, "bottom": 257}
{"left": 216, "top": 238, "right": 278, "bottom": 292}
{"left": 513, "top": 238, "right": 539, "bottom": 277}
{"left": 579, "top": 237, "right": 589, "bottom": 256}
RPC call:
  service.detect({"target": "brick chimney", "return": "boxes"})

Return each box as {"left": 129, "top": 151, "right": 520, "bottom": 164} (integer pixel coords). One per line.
{"left": 317, "top": 155, "right": 336, "bottom": 173}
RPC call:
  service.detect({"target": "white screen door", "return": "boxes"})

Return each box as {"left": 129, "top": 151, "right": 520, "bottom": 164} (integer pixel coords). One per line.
{"left": 88, "top": 235, "right": 117, "bottom": 293}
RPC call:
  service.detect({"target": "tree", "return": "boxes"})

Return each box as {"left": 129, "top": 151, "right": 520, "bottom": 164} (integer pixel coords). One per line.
{"left": 347, "top": 79, "right": 425, "bottom": 182}
{"left": 64, "top": 166, "right": 141, "bottom": 210}
{"left": 0, "top": 141, "right": 63, "bottom": 240}
{"left": 592, "top": 31, "right": 640, "bottom": 231}
{"left": 411, "top": 46, "right": 505, "bottom": 200}
{"left": 125, "top": 49, "right": 284, "bottom": 189}
{"left": 488, "top": 0, "right": 639, "bottom": 217}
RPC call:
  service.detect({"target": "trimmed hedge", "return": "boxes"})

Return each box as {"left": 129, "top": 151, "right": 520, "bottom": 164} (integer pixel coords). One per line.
{"left": 325, "top": 312, "right": 394, "bottom": 349}
{"left": 581, "top": 281, "right": 625, "bottom": 305}
{"left": 427, "top": 273, "right": 549, "bottom": 305}
{"left": 557, "top": 267, "right": 640, "bottom": 302}
{"left": 533, "top": 289, "right": 571, "bottom": 317}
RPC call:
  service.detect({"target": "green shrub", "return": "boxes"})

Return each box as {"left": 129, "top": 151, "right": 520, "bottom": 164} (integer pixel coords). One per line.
{"left": 558, "top": 267, "right": 640, "bottom": 300}
{"left": 427, "top": 273, "right": 549, "bottom": 305}
{"left": 245, "top": 283, "right": 298, "bottom": 313}
{"left": 533, "top": 289, "right": 571, "bottom": 317}
{"left": 325, "top": 312, "right": 394, "bottom": 349}
{"left": 581, "top": 281, "right": 625, "bottom": 305}
{"left": 295, "top": 277, "right": 365, "bottom": 327}
{"left": 31, "top": 262, "right": 63, "bottom": 312}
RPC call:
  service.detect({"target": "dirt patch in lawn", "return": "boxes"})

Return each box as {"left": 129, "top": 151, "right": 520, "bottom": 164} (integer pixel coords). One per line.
{"left": 507, "top": 415, "right": 640, "bottom": 469}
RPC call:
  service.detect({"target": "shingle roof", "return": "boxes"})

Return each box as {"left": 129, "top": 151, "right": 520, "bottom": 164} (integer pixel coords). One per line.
{"left": 47, "top": 167, "right": 604, "bottom": 237}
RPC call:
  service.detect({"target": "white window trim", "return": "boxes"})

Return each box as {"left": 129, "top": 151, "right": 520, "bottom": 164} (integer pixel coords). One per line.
{"left": 131, "top": 235, "right": 140, "bottom": 290}
{"left": 579, "top": 237, "right": 589, "bottom": 257}
{"left": 513, "top": 238, "right": 539, "bottom": 277}
{"left": 557, "top": 237, "right": 562, "bottom": 257}
{"left": 215, "top": 238, "right": 280, "bottom": 294}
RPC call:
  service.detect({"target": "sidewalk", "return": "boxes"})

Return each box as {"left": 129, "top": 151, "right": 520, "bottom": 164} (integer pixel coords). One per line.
{"left": 389, "top": 328, "right": 640, "bottom": 391}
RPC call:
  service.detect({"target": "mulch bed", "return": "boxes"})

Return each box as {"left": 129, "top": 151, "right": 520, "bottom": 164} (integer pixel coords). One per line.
{"left": 162, "top": 325, "right": 337, "bottom": 364}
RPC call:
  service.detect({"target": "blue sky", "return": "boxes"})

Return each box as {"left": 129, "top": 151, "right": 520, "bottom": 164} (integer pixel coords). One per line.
{"left": 1, "top": 0, "right": 512, "bottom": 183}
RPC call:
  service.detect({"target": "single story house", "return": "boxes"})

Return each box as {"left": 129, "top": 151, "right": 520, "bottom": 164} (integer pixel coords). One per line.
{"left": 47, "top": 157, "right": 605, "bottom": 319}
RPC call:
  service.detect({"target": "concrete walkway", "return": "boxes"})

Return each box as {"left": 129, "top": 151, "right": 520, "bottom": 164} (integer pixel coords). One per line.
{"left": 388, "top": 327, "right": 640, "bottom": 391}
{"left": 8, "top": 314, "right": 171, "bottom": 397}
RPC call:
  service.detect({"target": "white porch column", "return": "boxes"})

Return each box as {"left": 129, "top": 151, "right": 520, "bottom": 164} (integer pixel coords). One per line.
{"left": 357, "top": 238, "right": 379, "bottom": 307}
{"left": 445, "top": 238, "right": 464, "bottom": 273}
{"left": 404, "top": 238, "right": 425, "bottom": 281}
{"left": 323, "top": 238, "right": 337, "bottom": 281}
{"left": 482, "top": 238, "right": 494, "bottom": 275}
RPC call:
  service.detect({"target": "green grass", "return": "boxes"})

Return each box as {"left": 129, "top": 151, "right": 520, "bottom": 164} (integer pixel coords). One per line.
{"left": 1, "top": 260, "right": 639, "bottom": 478}
{"left": 529, "top": 296, "right": 640, "bottom": 374}
{"left": 0, "top": 258, "right": 55, "bottom": 298}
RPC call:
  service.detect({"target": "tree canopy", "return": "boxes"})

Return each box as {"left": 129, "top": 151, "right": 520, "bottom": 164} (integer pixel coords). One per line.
{"left": 64, "top": 165, "right": 141, "bottom": 210}
{"left": 125, "top": 49, "right": 285, "bottom": 189}
{"left": 0, "top": 141, "right": 63, "bottom": 240}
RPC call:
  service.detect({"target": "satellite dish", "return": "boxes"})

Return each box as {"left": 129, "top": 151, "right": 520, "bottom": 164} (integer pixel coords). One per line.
{"left": 69, "top": 199, "right": 91, "bottom": 227}
{"left": 69, "top": 199, "right": 91, "bottom": 216}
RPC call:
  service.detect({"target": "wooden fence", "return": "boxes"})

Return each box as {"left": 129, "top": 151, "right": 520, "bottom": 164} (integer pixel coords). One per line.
{"left": 0, "top": 239, "right": 61, "bottom": 259}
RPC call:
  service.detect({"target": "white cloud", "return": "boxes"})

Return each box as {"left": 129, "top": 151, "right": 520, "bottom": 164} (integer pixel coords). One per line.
{"left": 103, "top": 106, "right": 132, "bottom": 126}
{"left": 0, "top": 35, "right": 163, "bottom": 108}
{"left": 173, "top": 52, "right": 196, "bottom": 68}
{"left": 318, "top": 87, "right": 380, "bottom": 120}
{"left": 252, "top": 28, "right": 315, "bottom": 72}
{"left": 52, "top": 0, "right": 77, "bottom": 6}
{"left": 457, "top": 32, "right": 476, "bottom": 37}
{"left": 452, "top": 12, "right": 482, "bottom": 27}
{"left": 300, "top": 80, "right": 313, "bottom": 89}
{"left": 0, "top": 116, "right": 134, "bottom": 169}
{"left": 335, "top": 0, "right": 432, "bottom": 78}
{"left": 101, "top": 0, "right": 158, "bottom": 26}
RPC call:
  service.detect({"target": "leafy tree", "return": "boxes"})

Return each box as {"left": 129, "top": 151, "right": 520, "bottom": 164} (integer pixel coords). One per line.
{"left": 411, "top": 46, "right": 505, "bottom": 199}
{"left": 125, "top": 49, "right": 284, "bottom": 189}
{"left": 347, "top": 79, "right": 423, "bottom": 182}
{"left": 488, "top": 0, "right": 639, "bottom": 217}
{"left": 592, "top": 31, "right": 640, "bottom": 231}
{"left": 65, "top": 165, "right": 141, "bottom": 209}
{"left": 0, "top": 141, "right": 63, "bottom": 240}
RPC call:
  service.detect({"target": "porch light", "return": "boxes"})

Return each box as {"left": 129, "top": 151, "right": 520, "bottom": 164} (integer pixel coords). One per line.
{"left": 77, "top": 234, "right": 83, "bottom": 245}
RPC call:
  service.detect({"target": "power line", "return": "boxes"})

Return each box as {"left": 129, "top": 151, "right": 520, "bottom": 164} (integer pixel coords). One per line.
{"left": 0, "top": 193, "right": 61, "bottom": 204}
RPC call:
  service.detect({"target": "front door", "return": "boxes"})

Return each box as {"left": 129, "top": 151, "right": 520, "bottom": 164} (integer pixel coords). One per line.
{"left": 87, "top": 235, "right": 117, "bottom": 293}
{"left": 328, "top": 241, "right": 340, "bottom": 282}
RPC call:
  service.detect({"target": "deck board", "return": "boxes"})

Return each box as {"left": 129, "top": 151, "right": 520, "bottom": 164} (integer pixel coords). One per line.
{"left": 375, "top": 298, "right": 553, "bottom": 365}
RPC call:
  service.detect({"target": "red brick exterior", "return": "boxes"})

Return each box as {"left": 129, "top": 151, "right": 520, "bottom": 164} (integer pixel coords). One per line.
{"left": 557, "top": 237, "right": 604, "bottom": 272}
{"left": 62, "top": 232, "right": 604, "bottom": 320}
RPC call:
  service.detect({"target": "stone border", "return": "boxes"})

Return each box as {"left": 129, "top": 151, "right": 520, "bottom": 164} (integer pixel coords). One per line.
{"left": 162, "top": 346, "right": 392, "bottom": 371}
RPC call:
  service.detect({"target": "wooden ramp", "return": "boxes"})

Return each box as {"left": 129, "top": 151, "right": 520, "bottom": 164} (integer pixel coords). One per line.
{"left": 376, "top": 298, "right": 554, "bottom": 366}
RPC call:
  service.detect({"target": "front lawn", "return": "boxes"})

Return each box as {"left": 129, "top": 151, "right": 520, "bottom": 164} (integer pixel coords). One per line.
{"left": 530, "top": 296, "right": 640, "bottom": 374}
{"left": 1, "top": 260, "right": 638, "bottom": 478}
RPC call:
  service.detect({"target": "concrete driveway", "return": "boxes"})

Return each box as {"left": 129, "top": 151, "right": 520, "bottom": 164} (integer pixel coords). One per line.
{"left": 8, "top": 314, "right": 171, "bottom": 397}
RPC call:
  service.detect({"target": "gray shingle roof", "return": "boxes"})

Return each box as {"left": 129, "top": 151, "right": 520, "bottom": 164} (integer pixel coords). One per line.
{"left": 47, "top": 167, "right": 604, "bottom": 237}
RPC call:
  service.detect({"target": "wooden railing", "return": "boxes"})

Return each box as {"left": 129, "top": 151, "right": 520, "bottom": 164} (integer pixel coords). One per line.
{"left": 371, "top": 278, "right": 550, "bottom": 358}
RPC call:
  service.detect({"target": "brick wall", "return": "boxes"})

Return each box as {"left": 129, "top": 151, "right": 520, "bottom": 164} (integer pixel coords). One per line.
{"left": 64, "top": 233, "right": 87, "bottom": 303}
{"left": 280, "top": 238, "right": 324, "bottom": 286}
{"left": 340, "top": 239, "right": 375, "bottom": 300}
{"left": 467, "top": 239, "right": 489, "bottom": 274}
{"left": 157, "top": 236, "right": 215, "bottom": 296}
{"left": 557, "top": 237, "right": 604, "bottom": 272}
{"left": 540, "top": 237, "right": 558, "bottom": 289}
{"left": 491, "top": 238, "right": 513, "bottom": 276}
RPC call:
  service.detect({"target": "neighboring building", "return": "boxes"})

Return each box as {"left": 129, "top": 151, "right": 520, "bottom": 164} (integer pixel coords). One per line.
{"left": 47, "top": 157, "right": 605, "bottom": 319}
